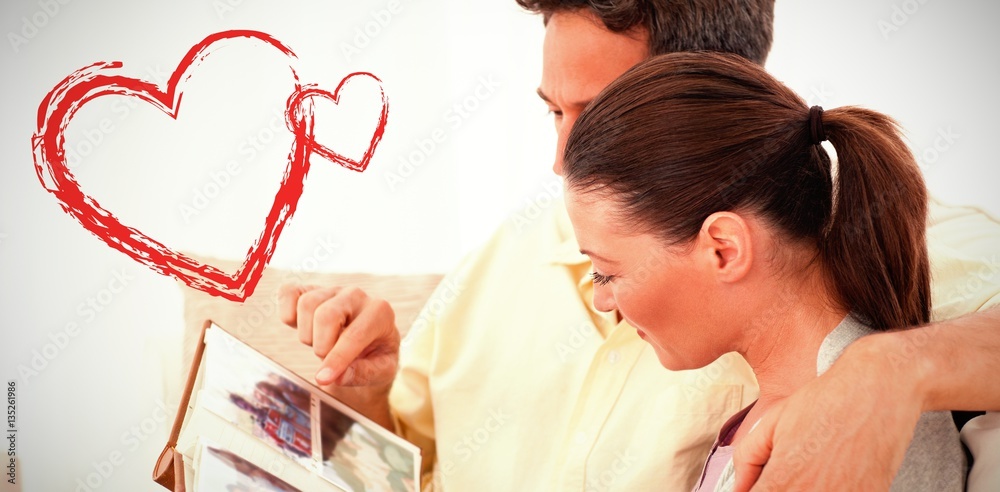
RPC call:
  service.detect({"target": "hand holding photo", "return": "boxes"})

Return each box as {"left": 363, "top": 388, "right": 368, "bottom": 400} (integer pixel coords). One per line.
{"left": 172, "top": 323, "right": 421, "bottom": 491}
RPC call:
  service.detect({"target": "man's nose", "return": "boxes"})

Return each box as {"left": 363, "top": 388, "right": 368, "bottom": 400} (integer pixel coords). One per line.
{"left": 552, "top": 114, "right": 577, "bottom": 176}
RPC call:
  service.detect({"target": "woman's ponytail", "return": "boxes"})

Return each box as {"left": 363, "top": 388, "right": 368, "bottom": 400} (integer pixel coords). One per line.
{"left": 820, "top": 107, "right": 930, "bottom": 330}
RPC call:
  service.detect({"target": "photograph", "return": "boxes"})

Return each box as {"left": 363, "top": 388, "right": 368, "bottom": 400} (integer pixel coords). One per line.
{"left": 320, "top": 400, "right": 416, "bottom": 492}
{"left": 203, "top": 327, "right": 314, "bottom": 460}
{"left": 197, "top": 444, "right": 302, "bottom": 492}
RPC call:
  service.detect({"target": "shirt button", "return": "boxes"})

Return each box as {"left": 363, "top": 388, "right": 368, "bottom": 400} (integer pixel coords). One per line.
{"left": 573, "top": 431, "right": 587, "bottom": 446}
{"left": 607, "top": 350, "right": 621, "bottom": 365}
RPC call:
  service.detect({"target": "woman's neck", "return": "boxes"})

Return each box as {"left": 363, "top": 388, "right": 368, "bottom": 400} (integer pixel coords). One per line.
{"left": 733, "top": 266, "right": 848, "bottom": 440}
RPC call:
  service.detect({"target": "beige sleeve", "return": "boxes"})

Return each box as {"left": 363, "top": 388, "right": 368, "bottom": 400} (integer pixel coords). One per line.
{"left": 389, "top": 283, "right": 444, "bottom": 480}
{"left": 388, "top": 250, "right": 479, "bottom": 483}
{"left": 926, "top": 197, "right": 1000, "bottom": 320}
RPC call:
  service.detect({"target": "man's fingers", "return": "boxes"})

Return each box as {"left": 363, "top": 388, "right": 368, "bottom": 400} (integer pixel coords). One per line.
{"left": 316, "top": 327, "right": 371, "bottom": 385}
{"left": 733, "top": 414, "right": 777, "bottom": 492}
{"left": 311, "top": 288, "right": 367, "bottom": 359}
{"left": 277, "top": 283, "right": 325, "bottom": 327}
{"left": 277, "top": 284, "right": 309, "bottom": 327}
{"left": 733, "top": 460, "right": 765, "bottom": 492}
{"left": 339, "top": 351, "right": 398, "bottom": 387}
{"left": 315, "top": 296, "right": 397, "bottom": 386}
{"left": 294, "top": 286, "right": 340, "bottom": 346}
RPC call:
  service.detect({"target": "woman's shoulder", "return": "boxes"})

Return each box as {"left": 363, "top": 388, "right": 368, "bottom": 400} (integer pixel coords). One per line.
{"left": 817, "top": 315, "right": 966, "bottom": 490}
{"left": 891, "top": 410, "right": 966, "bottom": 491}
{"left": 816, "top": 314, "right": 875, "bottom": 375}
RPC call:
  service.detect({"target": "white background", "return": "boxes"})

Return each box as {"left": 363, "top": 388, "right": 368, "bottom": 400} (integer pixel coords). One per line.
{"left": 1, "top": 0, "right": 997, "bottom": 490}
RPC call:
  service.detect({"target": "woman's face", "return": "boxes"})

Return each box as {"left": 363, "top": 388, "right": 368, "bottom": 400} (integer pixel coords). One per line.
{"left": 564, "top": 189, "right": 738, "bottom": 371}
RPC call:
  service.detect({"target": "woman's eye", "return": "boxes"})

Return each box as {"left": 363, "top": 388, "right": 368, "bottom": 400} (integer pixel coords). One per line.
{"left": 547, "top": 108, "right": 563, "bottom": 118}
{"left": 591, "top": 271, "right": 613, "bottom": 286}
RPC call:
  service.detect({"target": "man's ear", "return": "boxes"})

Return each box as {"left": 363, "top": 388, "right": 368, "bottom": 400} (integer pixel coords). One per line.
{"left": 696, "top": 212, "right": 754, "bottom": 283}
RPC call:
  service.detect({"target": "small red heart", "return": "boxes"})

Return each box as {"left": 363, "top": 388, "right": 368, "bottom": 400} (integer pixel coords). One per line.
{"left": 288, "top": 74, "right": 389, "bottom": 173}
{"left": 31, "top": 30, "right": 386, "bottom": 302}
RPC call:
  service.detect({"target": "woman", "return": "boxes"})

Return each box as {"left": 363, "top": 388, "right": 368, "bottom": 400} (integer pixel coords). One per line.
{"left": 561, "top": 52, "right": 965, "bottom": 491}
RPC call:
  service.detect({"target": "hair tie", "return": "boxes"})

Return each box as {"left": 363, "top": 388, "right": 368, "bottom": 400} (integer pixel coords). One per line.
{"left": 809, "top": 105, "right": 827, "bottom": 144}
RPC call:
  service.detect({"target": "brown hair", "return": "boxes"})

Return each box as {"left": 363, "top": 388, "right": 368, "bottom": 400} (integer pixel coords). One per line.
{"left": 515, "top": 0, "right": 775, "bottom": 65}
{"left": 563, "top": 52, "right": 930, "bottom": 330}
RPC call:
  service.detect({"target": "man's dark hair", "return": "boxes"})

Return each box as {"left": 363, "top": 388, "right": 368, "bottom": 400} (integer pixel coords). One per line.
{"left": 516, "top": 0, "right": 775, "bottom": 65}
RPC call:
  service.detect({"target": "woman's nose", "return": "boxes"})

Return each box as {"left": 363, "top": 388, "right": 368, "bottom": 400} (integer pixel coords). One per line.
{"left": 592, "top": 285, "right": 617, "bottom": 313}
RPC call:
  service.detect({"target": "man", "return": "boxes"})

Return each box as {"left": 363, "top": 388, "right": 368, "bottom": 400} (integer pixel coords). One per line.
{"left": 279, "top": 1, "right": 1000, "bottom": 490}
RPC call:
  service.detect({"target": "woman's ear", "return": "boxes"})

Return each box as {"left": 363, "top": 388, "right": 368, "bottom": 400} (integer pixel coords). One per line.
{"left": 696, "top": 212, "right": 754, "bottom": 283}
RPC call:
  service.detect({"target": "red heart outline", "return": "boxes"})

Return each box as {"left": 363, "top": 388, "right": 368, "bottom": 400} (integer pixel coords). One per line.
{"left": 288, "top": 73, "right": 389, "bottom": 173}
{"left": 31, "top": 30, "right": 379, "bottom": 302}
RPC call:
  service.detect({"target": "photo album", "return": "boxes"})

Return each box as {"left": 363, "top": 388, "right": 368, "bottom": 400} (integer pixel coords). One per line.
{"left": 152, "top": 322, "right": 420, "bottom": 492}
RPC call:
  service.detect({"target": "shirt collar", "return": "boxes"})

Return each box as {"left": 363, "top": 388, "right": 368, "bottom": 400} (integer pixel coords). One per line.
{"left": 543, "top": 198, "right": 627, "bottom": 337}
{"left": 548, "top": 198, "right": 591, "bottom": 266}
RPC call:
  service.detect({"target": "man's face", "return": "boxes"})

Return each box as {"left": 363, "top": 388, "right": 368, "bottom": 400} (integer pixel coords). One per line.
{"left": 538, "top": 10, "right": 649, "bottom": 175}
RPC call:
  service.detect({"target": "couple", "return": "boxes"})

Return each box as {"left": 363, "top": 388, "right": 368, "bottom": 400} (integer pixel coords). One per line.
{"left": 279, "top": 1, "right": 999, "bottom": 490}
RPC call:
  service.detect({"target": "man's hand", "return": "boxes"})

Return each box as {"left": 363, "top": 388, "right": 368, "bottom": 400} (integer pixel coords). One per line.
{"left": 278, "top": 284, "right": 400, "bottom": 428}
{"left": 733, "top": 306, "right": 1000, "bottom": 491}
{"left": 732, "top": 332, "right": 923, "bottom": 492}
